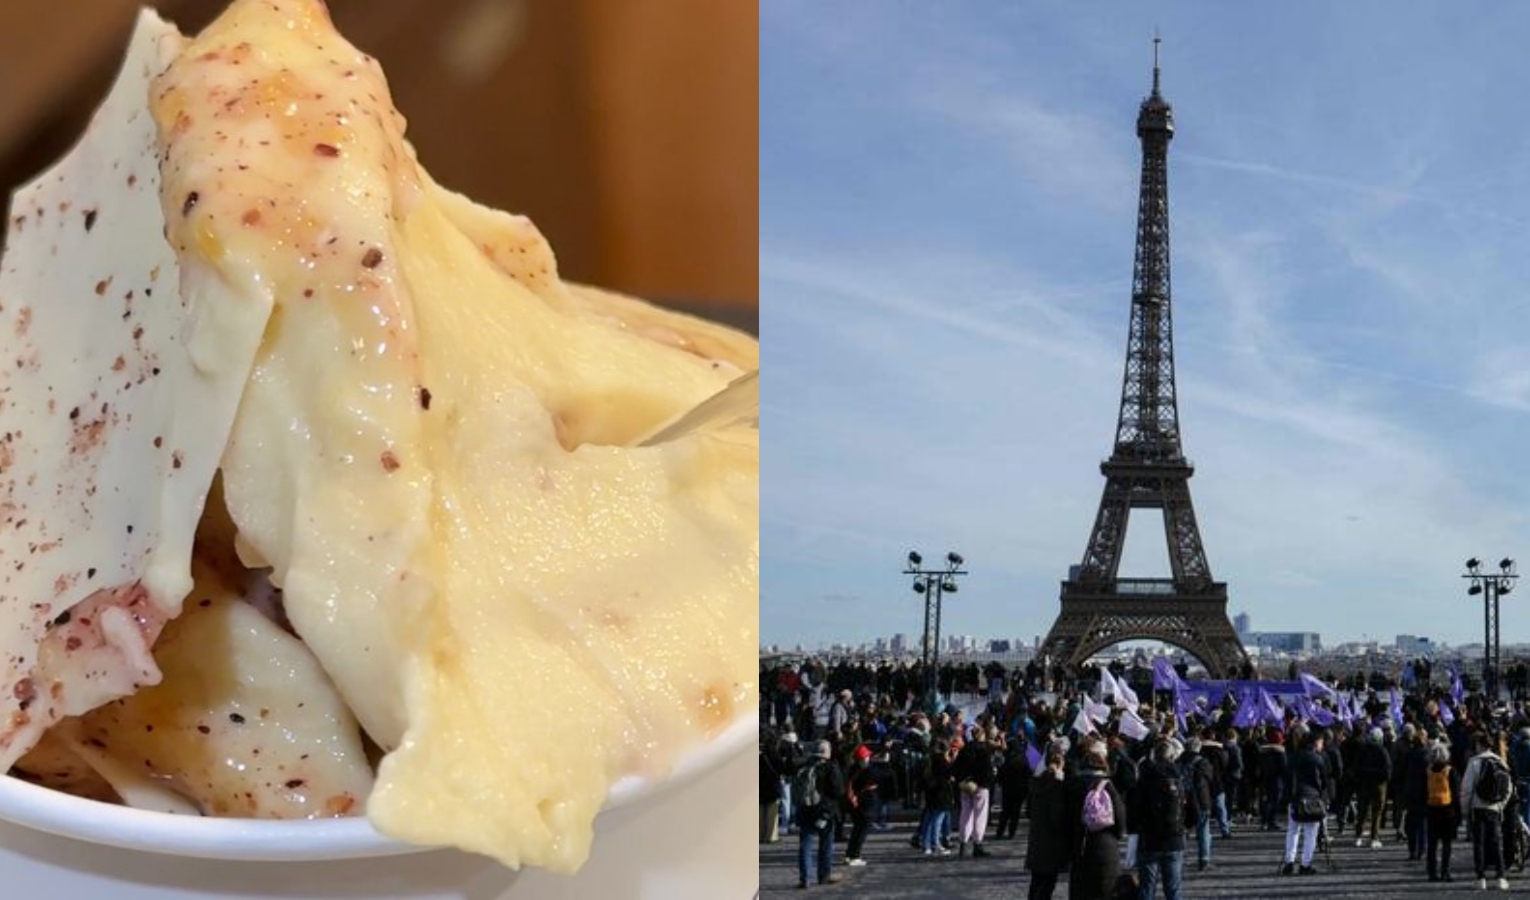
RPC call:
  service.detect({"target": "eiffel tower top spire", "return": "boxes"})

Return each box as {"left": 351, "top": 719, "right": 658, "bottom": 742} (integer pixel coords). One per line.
{"left": 1152, "top": 32, "right": 1161, "bottom": 97}
{"left": 1139, "top": 34, "right": 1174, "bottom": 138}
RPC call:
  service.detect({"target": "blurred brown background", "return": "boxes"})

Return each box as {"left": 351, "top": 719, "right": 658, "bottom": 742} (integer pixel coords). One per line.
{"left": 0, "top": 0, "right": 757, "bottom": 311}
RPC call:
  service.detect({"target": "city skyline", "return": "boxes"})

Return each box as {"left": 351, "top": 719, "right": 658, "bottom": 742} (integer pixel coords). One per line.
{"left": 763, "top": 5, "right": 1530, "bottom": 651}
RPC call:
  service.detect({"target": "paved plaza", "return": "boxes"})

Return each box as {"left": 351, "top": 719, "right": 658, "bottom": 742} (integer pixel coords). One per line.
{"left": 759, "top": 810, "right": 1527, "bottom": 898}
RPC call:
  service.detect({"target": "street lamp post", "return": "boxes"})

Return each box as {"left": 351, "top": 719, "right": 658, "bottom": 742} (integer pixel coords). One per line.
{"left": 1463, "top": 557, "right": 1517, "bottom": 703}
{"left": 905, "top": 550, "right": 969, "bottom": 713}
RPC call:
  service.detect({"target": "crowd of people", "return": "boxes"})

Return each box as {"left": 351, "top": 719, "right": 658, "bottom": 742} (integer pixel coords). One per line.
{"left": 759, "top": 655, "right": 1530, "bottom": 897}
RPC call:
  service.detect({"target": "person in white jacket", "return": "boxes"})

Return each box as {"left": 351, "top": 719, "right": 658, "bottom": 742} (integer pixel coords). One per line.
{"left": 1460, "top": 731, "right": 1512, "bottom": 891}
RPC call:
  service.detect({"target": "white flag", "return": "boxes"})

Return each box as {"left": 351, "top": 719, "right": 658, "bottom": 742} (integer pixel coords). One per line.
{"left": 1100, "top": 668, "right": 1122, "bottom": 705}
{"left": 1085, "top": 696, "right": 1113, "bottom": 725}
{"left": 1119, "top": 707, "right": 1151, "bottom": 741}
{"left": 1117, "top": 673, "right": 1140, "bottom": 712}
{"left": 1071, "top": 708, "right": 1098, "bottom": 735}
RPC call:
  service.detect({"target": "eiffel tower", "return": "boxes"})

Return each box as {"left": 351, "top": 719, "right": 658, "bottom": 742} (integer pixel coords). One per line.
{"left": 1039, "top": 40, "right": 1249, "bottom": 679}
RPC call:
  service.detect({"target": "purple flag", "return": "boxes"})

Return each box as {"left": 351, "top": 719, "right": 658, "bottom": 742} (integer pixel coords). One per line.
{"left": 1306, "top": 699, "right": 1335, "bottom": 727}
{"left": 1233, "top": 688, "right": 1259, "bottom": 729}
{"left": 1449, "top": 663, "right": 1464, "bottom": 706}
{"left": 1389, "top": 687, "right": 1404, "bottom": 728}
{"left": 1025, "top": 742, "right": 1043, "bottom": 772}
{"left": 1153, "top": 657, "right": 1182, "bottom": 691}
{"left": 1300, "top": 672, "right": 1338, "bottom": 699}
{"left": 1439, "top": 697, "right": 1455, "bottom": 726}
{"left": 1261, "top": 689, "right": 1285, "bottom": 727}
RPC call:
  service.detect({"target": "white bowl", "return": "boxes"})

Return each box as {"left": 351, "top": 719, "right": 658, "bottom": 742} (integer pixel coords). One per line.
{"left": 0, "top": 714, "right": 756, "bottom": 862}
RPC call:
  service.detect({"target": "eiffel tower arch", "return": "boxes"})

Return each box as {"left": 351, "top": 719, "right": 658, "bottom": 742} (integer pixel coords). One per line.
{"left": 1039, "top": 41, "right": 1249, "bottom": 679}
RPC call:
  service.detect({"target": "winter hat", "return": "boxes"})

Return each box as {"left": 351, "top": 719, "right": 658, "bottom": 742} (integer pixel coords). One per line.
{"left": 854, "top": 744, "right": 872, "bottom": 762}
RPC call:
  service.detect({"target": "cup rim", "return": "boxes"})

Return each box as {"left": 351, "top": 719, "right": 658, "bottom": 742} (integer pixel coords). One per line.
{"left": 0, "top": 714, "right": 757, "bottom": 861}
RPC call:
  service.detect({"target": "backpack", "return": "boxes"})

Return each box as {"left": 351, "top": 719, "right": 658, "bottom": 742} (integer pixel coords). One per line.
{"left": 1082, "top": 779, "right": 1115, "bottom": 833}
{"left": 1146, "top": 766, "right": 1185, "bottom": 837}
{"left": 1477, "top": 757, "right": 1513, "bottom": 805}
{"left": 1427, "top": 766, "right": 1453, "bottom": 807}
{"left": 792, "top": 761, "right": 824, "bottom": 809}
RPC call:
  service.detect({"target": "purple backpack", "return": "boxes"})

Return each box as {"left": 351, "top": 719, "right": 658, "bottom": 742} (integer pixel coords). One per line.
{"left": 1082, "top": 779, "right": 1115, "bottom": 832}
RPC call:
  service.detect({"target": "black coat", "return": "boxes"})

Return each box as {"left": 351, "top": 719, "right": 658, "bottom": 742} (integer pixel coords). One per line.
{"left": 1404, "top": 743, "right": 1430, "bottom": 811}
{"left": 1286, "top": 747, "right": 1327, "bottom": 806}
{"left": 1066, "top": 769, "right": 1124, "bottom": 900}
{"left": 1134, "top": 759, "right": 1186, "bottom": 853}
{"left": 1223, "top": 739, "right": 1244, "bottom": 783}
{"left": 955, "top": 742, "right": 996, "bottom": 789}
{"left": 1355, "top": 741, "right": 1392, "bottom": 788}
{"left": 760, "top": 749, "right": 784, "bottom": 803}
{"left": 1025, "top": 771, "right": 1070, "bottom": 875}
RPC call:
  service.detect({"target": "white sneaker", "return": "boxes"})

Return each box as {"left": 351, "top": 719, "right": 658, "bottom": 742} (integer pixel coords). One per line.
{"left": 1370, "top": 839, "right": 1383, "bottom": 849}
{"left": 937, "top": 847, "right": 952, "bottom": 856}
{"left": 1355, "top": 838, "right": 1366, "bottom": 848}
{"left": 923, "top": 849, "right": 933, "bottom": 856}
{"left": 1497, "top": 877, "right": 1510, "bottom": 891}
{"left": 1478, "top": 878, "right": 1488, "bottom": 890}
{"left": 846, "top": 858, "right": 867, "bottom": 868}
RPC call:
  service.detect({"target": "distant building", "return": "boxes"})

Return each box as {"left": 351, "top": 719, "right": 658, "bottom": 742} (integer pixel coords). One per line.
{"left": 891, "top": 633, "right": 907, "bottom": 655}
{"left": 989, "top": 639, "right": 1011, "bottom": 653}
{"left": 1396, "top": 634, "right": 1432, "bottom": 656}
{"left": 1245, "top": 631, "right": 1321, "bottom": 653}
{"left": 1234, "top": 612, "right": 1251, "bottom": 636}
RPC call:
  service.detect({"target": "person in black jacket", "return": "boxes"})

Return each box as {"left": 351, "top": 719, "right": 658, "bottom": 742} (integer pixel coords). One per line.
{"left": 843, "top": 744, "right": 877, "bottom": 866}
{"left": 1403, "top": 729, "right": 1432, "bottom": 861}
{"left": 1199, "top": 728, "right": 1231, "bottom": 840}
{"left": 1281, "top": 730, "right": 1329, "bottom": 875}
{"left": 1353, "top": 726, "right": 1392, "bottom": 848}
{"left": 794, "top": 740, "right": 846, "bottom": 888}
{"left": 954, "top": 731, "right": 996, "bottom": 857}
{"left": 760, "top": 734, "right": 785, "bottom": 843}
{"left": 1221, "top": 727, "right": 1243, "bottom": 834}
{"left": 1258, "top": 730, "right": 1288, "bottom": 831}
{"left": 1026, "top": 745, "right": 1070, "bottom": 900}
{"left": 995, "top": 742, "right": 1031, "bottom": 840}
{"left": 1134, "top": 737, "right": 1185, "bottom": 899}
{"left": 1180, "top": 737, "right": 1215, "bottom": 871}
{"left": 1066, "top": 736, "right": 1125, "bottom": 900}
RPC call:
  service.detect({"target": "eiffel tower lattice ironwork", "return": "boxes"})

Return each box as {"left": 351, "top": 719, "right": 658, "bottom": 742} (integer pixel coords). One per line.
{"left": 1039, "top": 40, "right": 1249, "bottom": 678}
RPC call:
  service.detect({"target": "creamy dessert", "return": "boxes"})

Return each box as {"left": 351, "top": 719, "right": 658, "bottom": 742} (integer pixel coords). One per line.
{"left": 0, "top": 0, "right": 757, "bottom": 873}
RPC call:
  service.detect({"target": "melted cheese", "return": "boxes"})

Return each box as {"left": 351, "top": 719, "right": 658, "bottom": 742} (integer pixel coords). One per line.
{"left": 152, "top": 0, "right": 757, "bottom": 871}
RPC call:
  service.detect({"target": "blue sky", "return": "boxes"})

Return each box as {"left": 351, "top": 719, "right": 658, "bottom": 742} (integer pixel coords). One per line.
{"left": 761, "top": 3, "right": 1530, "bottom": 651}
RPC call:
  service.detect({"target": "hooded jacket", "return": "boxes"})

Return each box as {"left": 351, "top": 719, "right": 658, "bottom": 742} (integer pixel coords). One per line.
{"left": 1461, "top": 750, "right": 1511, "bottom": 817}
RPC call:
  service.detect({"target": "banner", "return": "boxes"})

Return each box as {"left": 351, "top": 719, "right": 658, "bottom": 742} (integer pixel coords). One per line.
{"left": 1071, "top": 708, "right": 1098, "bottom": 736}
